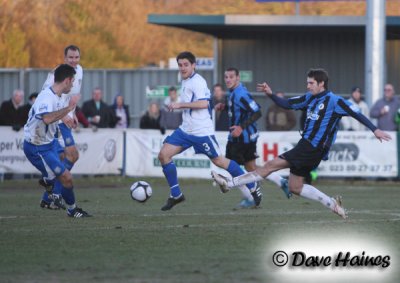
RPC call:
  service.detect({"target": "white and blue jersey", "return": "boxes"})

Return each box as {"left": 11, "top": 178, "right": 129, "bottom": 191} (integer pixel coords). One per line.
{"left": 24, "top": 87, "right": 64, "bottom": 145}
{"left": 42, "top": 64, "right": 83, "bottom": 147}
{"left": 227, "top": 83, "right": 260, "bottom": 143}
{"left": 164, "top": 72, "right": 221, "bottom": 159}
{"left": 23, "top": 87, "right": 66, "bottom": 182}
{"left": 179, "top": 73, "right": 214, "bottom": 136}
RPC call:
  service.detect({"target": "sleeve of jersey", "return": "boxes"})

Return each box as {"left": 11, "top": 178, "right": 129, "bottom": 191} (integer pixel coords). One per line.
{"left": 337, "top": 99, "right": 377, "bottom": 132}
{"left": 287, "top": 94, "right": 310, "bottom": 110}
{"left": 239, "top": 95, "right": 260, "bottom": 113}
{"left": 42, "top": 72, "right": 54, "bottom": 91}
{"left": 192, "top": 79, "right": 211, "bottom": 102}
{"left": 33, "top": 96, "right": 53, "bottom": 120}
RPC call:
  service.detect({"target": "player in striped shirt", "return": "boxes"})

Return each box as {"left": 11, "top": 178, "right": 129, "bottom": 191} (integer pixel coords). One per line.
{"left": 212, "top": 68, "right": 391, "bottom": 219}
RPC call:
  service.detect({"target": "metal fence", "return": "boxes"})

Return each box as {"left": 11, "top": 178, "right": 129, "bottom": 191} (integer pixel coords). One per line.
{"left": 0, "top": 68, "right": 214, "bottom": 128}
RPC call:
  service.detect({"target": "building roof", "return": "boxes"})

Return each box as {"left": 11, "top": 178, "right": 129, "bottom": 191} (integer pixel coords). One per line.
{"left": 148, "top": 14, "right": 400, "bottom": 39}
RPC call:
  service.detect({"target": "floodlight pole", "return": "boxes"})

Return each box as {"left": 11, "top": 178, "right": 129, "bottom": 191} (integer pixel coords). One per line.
{"left": 365, "top": 0, "right": 386, "bottom": 106}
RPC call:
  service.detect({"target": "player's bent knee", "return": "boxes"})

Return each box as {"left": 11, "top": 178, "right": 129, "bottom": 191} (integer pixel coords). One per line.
{"left": 65, "top": 146, "right": 79, "bottom": 163}
{"left": 158, "top": 151, "right": 170, "bottom": 164}
{"left": 59, "top": 170, "right": 73, "bottom": 188}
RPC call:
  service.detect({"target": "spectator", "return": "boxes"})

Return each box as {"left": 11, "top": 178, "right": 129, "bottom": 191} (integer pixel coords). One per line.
{"left": 370, "top": 83, "right": 400, "bottom": 131}
{"left": 111, "top": 94, "right": 130, "bottom": 129}
{"left": 160, "top": 86, "right": 182, "bottom": 130}
{"left": 81, "top": 87, "right": 117, "bottom": 128}
{"left": 140, "top": 102, "right": 162, "bottom": 130}
{"left": 27, "top": 92, "right": 39, "bottom": 109}
{"left": 341, "top": 87, "right": 370, "bottom": 131}
{"left": 265, "top": 91, "right": 296, "bottom": 131}
{"left": 0, "top": 89, "right": 29, "bottom": 131}
{"left": 211, "top": 83, "right": 229, "bottom": 131}
{"left": 75, "top": 106, "right": 90, "bottom": 128}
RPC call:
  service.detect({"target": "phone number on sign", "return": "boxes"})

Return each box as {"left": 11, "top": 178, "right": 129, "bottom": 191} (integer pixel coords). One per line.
{"left": 324, "top": 164, "right": 394, "bottom": 172}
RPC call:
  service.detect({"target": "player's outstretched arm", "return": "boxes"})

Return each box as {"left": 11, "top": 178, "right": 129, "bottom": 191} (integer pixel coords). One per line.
{"left": 373, "top": 129, "right": 392, "bottom": 142}
{"left": 256, "top": 82, "right": 273, "bottom": 96}
{"left": 168, "top": 100, "right": 208, "bottom": 111}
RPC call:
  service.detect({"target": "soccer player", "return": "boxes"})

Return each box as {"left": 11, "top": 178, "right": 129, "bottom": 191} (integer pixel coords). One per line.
{"left": 158, "top": 51, "right": 262, "bottom": 210}
{"left": 212, "top": 68, "right": 391, "bottom": 219}
{"left": 40, "top": 45, "right": 83, "bottom": 209}
{"left": 214, "top": 67, "right": 291, "bottom": 208}
{"left": 23, "top": 64, "right": 90, "bottom": 218}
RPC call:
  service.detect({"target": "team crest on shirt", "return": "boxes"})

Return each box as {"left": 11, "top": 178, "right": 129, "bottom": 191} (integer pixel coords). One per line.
{"left": 38, "top": 104, "right": 48, "bottom": 112}
{"left": 307, "top": 110, "right": 320, "bottom": 121}
{"left": 318, "top": 103, "right": 325, "bottom": 110}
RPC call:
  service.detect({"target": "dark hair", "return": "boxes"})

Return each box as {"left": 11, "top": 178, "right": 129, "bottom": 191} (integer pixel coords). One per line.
{"left": 176, "top": 51, "right": 196, "bottom": 64}
{"left": 54, "top": 64, "right": 76, "bottom": 83}
{"left": 64, "top": 45, "right": 80, "bottom": 56}
{"left": 307, "top": 68, "right": 329, "bottom": 90}
{"left": 213, "top": 83, "right": 223, "bottom": 90}
{"left": 225, "top": 67, "right": 239, "bottom": 76}
{"left": 28, "top": 92, "right": 39, "bottom": 100}
{"left": 351, "top": 86, "right": 362, "bottom": 93}
{"left": 168, "top": 86, "right": 177, "bottom": 92}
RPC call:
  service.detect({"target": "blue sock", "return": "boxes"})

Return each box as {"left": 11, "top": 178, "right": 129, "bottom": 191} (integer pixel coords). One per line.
{"left": 42, "top": 191, "right": 51, "bottom": 202}
{"left": 162, "top": 162, "right": 181, "bottom": 198}
{"left": 63, "top": 158, "right": 74, "bottom": 171}
{"left": 41, "top": 178, "right": 55, "bottom": 202}
{"left": 226, "top": 160, "right": 255, "bottom": 190}
{"left": 53, "top": 179, "right": 62, "bottom": 195}
{"left": 61, "top": 186, "right": 75, "bottom": 206}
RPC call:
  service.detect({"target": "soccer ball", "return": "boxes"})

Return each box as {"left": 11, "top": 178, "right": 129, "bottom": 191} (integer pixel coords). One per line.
{"left": 130, "top": 181, "right": 152, "bottom": 203}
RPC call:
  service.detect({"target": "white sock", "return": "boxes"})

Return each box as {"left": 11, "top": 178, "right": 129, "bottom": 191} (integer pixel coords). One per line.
{"left": 238, "top": 185, "right": 253, "bottom": 201}
{"left": 231, "top": 171, "right": 263, "bottom": 187}
{"left": 299, "top": 184, "right": 335, "bottom": 211}
{"left": 266, "top": 172, "right": 282, "bottom": 187}
{"left": 67, "top": 204, "right": 76, "bottom": 210}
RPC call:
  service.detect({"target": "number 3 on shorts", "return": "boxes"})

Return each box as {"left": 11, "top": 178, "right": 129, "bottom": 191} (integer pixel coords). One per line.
{"left": 203, "top": 143, "right": 210, "bottom": 152}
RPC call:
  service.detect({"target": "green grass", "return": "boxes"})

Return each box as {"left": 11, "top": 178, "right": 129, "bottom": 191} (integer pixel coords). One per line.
{"left": 0, "top": 177, "right": 399, "bottom": 283}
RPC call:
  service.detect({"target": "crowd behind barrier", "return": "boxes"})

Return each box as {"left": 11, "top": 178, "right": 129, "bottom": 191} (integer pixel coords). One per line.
{"left": 0, "top": 127, "right": 398, "bottom": 179}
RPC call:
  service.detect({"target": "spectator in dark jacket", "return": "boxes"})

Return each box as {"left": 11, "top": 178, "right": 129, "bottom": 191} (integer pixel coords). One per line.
{"left": 140, "top": 102, "right": 162, "bottom": 130}
{"left": 0, "top": 89, "right": 29, "bottom": 131}
{"left": 81, "top": 87, "right": 117, "bottom": 128}
{"left": 111, "top": 94, "right": 130, "bottom": 128}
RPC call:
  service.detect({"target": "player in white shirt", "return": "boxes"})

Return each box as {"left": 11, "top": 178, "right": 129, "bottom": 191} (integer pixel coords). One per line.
{"left": 158, "top": 51, "right": 262, "bottom": 210}
{"left": 40, "top": 45, "right": 83, "bottom": 208}
{"left": 23, "top": 64, "right": 90, "bottom": 217}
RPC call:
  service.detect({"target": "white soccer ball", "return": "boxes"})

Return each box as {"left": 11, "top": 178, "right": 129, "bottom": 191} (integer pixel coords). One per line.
{"left": 130, "top": 181, "right": 152, "bottom": 203}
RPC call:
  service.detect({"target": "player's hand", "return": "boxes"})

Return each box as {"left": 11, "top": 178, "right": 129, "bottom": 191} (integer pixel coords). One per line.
{"left": 167, "top": 102, "right": 180, "bottom": 111}
{"left": 69, "top": 94, "right": 81, "bottom": 109}
{"left": 374, "top": 129, "right": 392, "bottom": 142}
{"left": 230, "top": 125, "right": 243, "bottom": 137}
{"left": 256, "top": 82, "right": 273, "bottom": 96}
{"left": 62, "top": 116, "right": 75, "bottom": 128}
{"left": 71, "top": 114, "right": 79, "bottom": 129}
{"left": 214, "top": 103, "right": 225, "bottom": 111}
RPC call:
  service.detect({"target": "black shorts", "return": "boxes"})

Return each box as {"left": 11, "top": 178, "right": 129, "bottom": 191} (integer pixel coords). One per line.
{"left": 280, "top": 138, "right": 324, "bottom": 177}
{"left": 226, "top": 141, "right": 259, "bottom": 165}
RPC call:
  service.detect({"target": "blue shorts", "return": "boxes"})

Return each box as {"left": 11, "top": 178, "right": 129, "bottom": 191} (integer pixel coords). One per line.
{"left": 23, "top": 140, "right": 66, "bottom": 183}
{"left": 164, "top": 128, "right": 221, "bottom": 159}
{"left": 59, "top": 122, "right": 75, "bottom": 147}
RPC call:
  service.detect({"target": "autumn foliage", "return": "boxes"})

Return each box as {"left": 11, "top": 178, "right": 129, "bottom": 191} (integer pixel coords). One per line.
{"left": 0, "top": 0, "right": 398, "bottom": 68}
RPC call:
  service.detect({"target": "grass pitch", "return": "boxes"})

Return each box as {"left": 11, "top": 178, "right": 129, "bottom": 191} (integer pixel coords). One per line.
{"left": 0, "top": 177, "right": 399, "bottom": 283}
